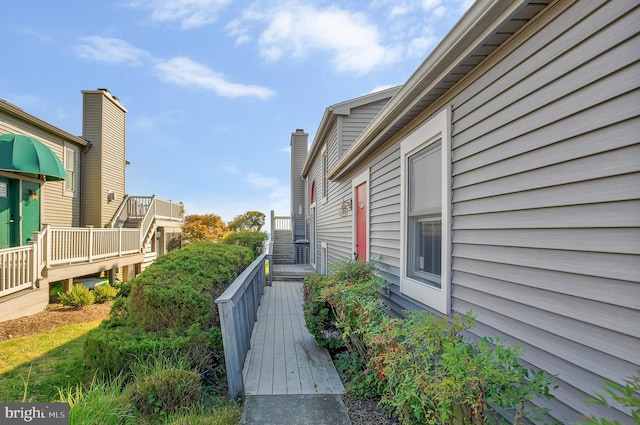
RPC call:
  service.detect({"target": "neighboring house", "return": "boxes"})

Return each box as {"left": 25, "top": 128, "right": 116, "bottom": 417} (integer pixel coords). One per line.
{"left": 0, "top": 88, "right": 183, "bottom": 321}
{"left": 295, "top": 0, "right": 639, "bottom": 423}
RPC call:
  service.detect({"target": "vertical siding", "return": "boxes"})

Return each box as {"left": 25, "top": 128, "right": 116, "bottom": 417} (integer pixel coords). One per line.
{"left": 0, "top": 113, "right": 78, "bottom": 227}
{"left": 82, "top": 93, "right": 103, "bottom": 227}
{"left": 341, "top": 99, "right": 390, "bottom": 156}
{"left": 83, "top": 91, "right": 127, "bottom": 228}
{"left": 448, "top": 1, "right": 640, "bottom": 423}
{"left": 100, "top": 97, "right": 126, "bottom": 226}
{"left": 290, "top": 131, "right": 308, "bottom": 240}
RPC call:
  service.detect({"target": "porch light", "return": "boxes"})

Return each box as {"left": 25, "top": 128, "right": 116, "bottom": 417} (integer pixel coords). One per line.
{"left": 339, "top": 198, "right": 352, "bottom": 217}
{"left": 28, "top": 189, "right": 38, "bottom": 201}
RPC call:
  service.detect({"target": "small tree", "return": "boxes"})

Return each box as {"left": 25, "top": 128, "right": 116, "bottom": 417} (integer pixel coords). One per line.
{"left": 228, "top": 211, "right": 265, "bottom": 232}
{"left": 182, "top": 214, "right": 227, "bottom": 244}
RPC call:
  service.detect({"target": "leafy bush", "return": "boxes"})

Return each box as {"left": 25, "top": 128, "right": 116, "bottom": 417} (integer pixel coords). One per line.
{"left": 370, "top": 311, "right": 556, "bottom": 425}
{"left": 303, "top": 259, "right": 557, "bottom": 425}
{"left": 59, "top": 284, "right": 95, "bottom": 308}
{"left": 583, "top": 372, "right": 640, "bottom": 425}
{"left": 222, "top": 231, "right": 268, "bottom": 258}
{"left": 302, "top": 274, "right": 344, "bottom": 350}
{"left": 93, "top": 283, "right": 119, "bottom": 303}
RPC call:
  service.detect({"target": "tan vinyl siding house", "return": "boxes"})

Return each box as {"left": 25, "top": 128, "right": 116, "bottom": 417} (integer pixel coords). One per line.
{"left": 0, "top": 100, "right": 88, "bottom": 228}
{"left": 298, "top": 0, "right": 639, "bottom": 423}
{"left": 0, "top": 89, "right": 183, "bottom": 321}
{"left": 82, "top": 89, "right": 127, "bottom": 227}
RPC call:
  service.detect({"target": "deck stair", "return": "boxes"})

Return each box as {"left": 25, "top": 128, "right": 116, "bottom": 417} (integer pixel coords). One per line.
{"left": 272, "top": 229, "right": 294, "bottom": 265}
{"left": 271, "top": 264, "right": 315, "bottom": 281}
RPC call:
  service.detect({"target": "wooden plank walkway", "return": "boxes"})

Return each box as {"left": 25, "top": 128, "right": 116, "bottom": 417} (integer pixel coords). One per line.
{"left": 242, "top": 280, "right": 344, "bottom": 395}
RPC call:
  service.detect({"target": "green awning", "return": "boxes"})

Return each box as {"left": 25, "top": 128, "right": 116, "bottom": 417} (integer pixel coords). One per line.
{"left": 0, "top": 133, "right": 66, "bottom": 181}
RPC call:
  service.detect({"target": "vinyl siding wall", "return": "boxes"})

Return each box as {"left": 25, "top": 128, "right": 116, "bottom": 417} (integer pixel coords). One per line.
{"left": 82, "top": 91, "right": 127, "bottom": 228}
{"left": 0, "top": 111, "right": 79, "bottom": 227}
{"left": 313, "top": 123, "right": 353, "bottom": 272}
{"left": 361, "top": 0, "right": 639, "bottom": 422}
{"left": 100, "top": 97, "right": 126, "bottom": 226}
{"left": 449, "top": 1, "right": 639, "bottom": 422}
{"left": 82, "top": 93, "right": 103, "bottom": 228}
{"left": 340, "top": 99, "right": 390, "bottom": 156}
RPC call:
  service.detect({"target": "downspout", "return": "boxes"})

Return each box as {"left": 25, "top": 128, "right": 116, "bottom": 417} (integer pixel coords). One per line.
{"left": 79, "top": 141, "right": 92, "bottom": 227}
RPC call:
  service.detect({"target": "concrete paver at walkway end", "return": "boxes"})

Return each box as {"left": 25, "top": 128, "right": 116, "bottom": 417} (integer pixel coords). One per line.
{"left": 241, "top": 394, "right": 351, "bottom": 425}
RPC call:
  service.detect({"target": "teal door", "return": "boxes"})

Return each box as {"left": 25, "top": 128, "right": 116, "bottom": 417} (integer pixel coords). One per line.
{"left": 0, "top": 177, "right": 9, "bottom": 249}
{"left": 22, "top": 180, "right": 41, "bottom": 244}
{"left": 0, "top": 177, "right": 19, "bottom": 249}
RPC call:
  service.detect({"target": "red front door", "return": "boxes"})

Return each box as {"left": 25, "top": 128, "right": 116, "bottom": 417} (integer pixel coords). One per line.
{"left": 355, "top": 182, "right": 367, "bottom": 260}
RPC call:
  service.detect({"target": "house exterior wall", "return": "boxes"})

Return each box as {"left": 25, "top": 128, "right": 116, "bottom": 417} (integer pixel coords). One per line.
{"left": 325, "top": 1, "right": 639, "bottom": 423}
{"left": 341, "top": 98, "right": 390, "bottom": 157}
{"left": 82, "top": 89, "right": 127, "bottom": 228}
{"left": 290, "top": 130, "right": 308, "bottom": 241}
{"left": 0, "top": 105, "right": 83, "bottom": 227}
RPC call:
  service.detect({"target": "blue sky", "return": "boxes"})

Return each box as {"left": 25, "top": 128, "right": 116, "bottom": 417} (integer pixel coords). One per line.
{"left": 1, "top": 0, "right": 471, "bottom": 224}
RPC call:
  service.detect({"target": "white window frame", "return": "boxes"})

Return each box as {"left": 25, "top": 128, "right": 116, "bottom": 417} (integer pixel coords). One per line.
{"left": 321, "top": 242, "right": 328, "bottom": 274}
{"left": 63, "top": 144, "right": 77, "bottom": 197}
{"left": 399, "top": 107, "right": 451, "bottom": 314}
{"left": 309, "top": 203, "right": 317, "bottom": 269}
{"left": 351, "top": 168, "right": 370, "bottom": 261}
{"left": 321, "top": 146, "right": 328, "bottom": 204}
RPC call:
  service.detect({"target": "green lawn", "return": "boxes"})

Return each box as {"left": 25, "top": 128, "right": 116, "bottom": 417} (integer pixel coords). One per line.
{"left": 0, "top": 320, "right": 100, "bottom": 402}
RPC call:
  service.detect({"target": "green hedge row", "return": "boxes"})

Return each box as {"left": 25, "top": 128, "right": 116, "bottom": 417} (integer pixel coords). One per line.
{"left": 84, "top": 242, "right": 252, "bottom": 381}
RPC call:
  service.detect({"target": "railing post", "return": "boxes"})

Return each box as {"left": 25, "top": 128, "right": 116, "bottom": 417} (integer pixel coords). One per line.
{"left": 218, "top": 300, "right": 244, "bottom": 398}
{"left": 119, "top": 227, "right": 123, "bottom": 256}
{"left": 88, "top": 226, "right": 94, "bottom": 262}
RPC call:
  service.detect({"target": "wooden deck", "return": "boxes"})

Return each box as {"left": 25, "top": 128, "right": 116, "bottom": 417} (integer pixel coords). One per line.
{"left": 242, "top": 280, "right": 344, "bottom": 395}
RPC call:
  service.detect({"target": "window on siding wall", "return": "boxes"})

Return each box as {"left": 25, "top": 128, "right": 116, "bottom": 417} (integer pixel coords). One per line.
{"left": 64, "top": 146, "right": 76, "bottom": 195}
{"left": 400, "top": 108, "right": 451, "bottom": 314}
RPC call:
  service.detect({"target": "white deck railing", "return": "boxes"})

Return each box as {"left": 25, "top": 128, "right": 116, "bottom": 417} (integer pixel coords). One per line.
{"left": 47, "top": 226, "right": 141, "bottom": 266}
{"left": 0, "top": 245, "right": 36, "bottom": 297}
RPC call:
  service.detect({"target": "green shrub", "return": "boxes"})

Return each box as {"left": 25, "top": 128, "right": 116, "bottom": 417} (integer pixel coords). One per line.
{"left": 304, "top": 259, "right": 557, "bottom": 425}
{"left": 127, "top": 242, "right": 252, "bottom": 332}
{"left": 222, "top": 231, "right": 268, "bottom": 258}
{"left": 583, "top": 372, "right": 640, "bottom": 425}
{"left": 370, "top": 311, "right": 556, "bottom": 425}
{"left": 302, "top": 274, "right": 344, "bottom": 350}
{"left": 129, "top": 364, "right": 202, "bottom": 418}
{"left": 94, "top": 283, "right": 119, "bottom": 303}
{"left": 59, "top": 284, "right": 95, "bottom": 308}
{"left": 113, "top": 279, "right": 134, "bottom": 298}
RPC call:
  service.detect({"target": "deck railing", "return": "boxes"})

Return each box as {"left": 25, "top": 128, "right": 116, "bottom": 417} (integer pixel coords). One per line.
{"left": 215, "top": 254, "right": 268, "bottom": 399}
{"left": 0, "top": 245, "right": 36, "bottom": 297}
{"left": 46, "top": 226, "right": 141, "bottom": 266}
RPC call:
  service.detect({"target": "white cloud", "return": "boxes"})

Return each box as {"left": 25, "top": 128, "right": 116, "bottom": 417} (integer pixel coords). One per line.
{"left": 76, "top": 36, "right": 151, "bottom": 65}
{"left": 221, "top": 164, "right": 238, "bottom": 174}
{"left": 19, "top": 26, "right": 53, "bottom": 42}
{"left": 246, "top": 172, "right": 279, "bottom": 189}
{"left": 127, "top": 0, "right": 232, "bottom": 29}
{"left": 154, "top": 57, "right": 275, "bottom": 99}
{"left": 230, "top": 2, "right": 400, "bottom": 74}
{"left": 133, "top": 109, "right": 186, "bottom": 130}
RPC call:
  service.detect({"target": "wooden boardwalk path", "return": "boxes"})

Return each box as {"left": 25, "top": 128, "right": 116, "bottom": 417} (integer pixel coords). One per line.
{"left": 242, "top": 280, "right": 344, "bottom": 395}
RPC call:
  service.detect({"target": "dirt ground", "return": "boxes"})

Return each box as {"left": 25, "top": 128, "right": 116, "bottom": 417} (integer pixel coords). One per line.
{"left": 0, "top": 301, "right": 113, "bottom": 341}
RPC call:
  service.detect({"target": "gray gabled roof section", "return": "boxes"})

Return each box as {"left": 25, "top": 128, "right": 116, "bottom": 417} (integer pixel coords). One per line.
{"left": 0, "top": 98, "right": 89, "bottom": 148}
{"left": 301, "top": 85, "right": 401, "bottom": 177}
{"left": 328, "top": 0, "right": 552, "bottom": 181}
